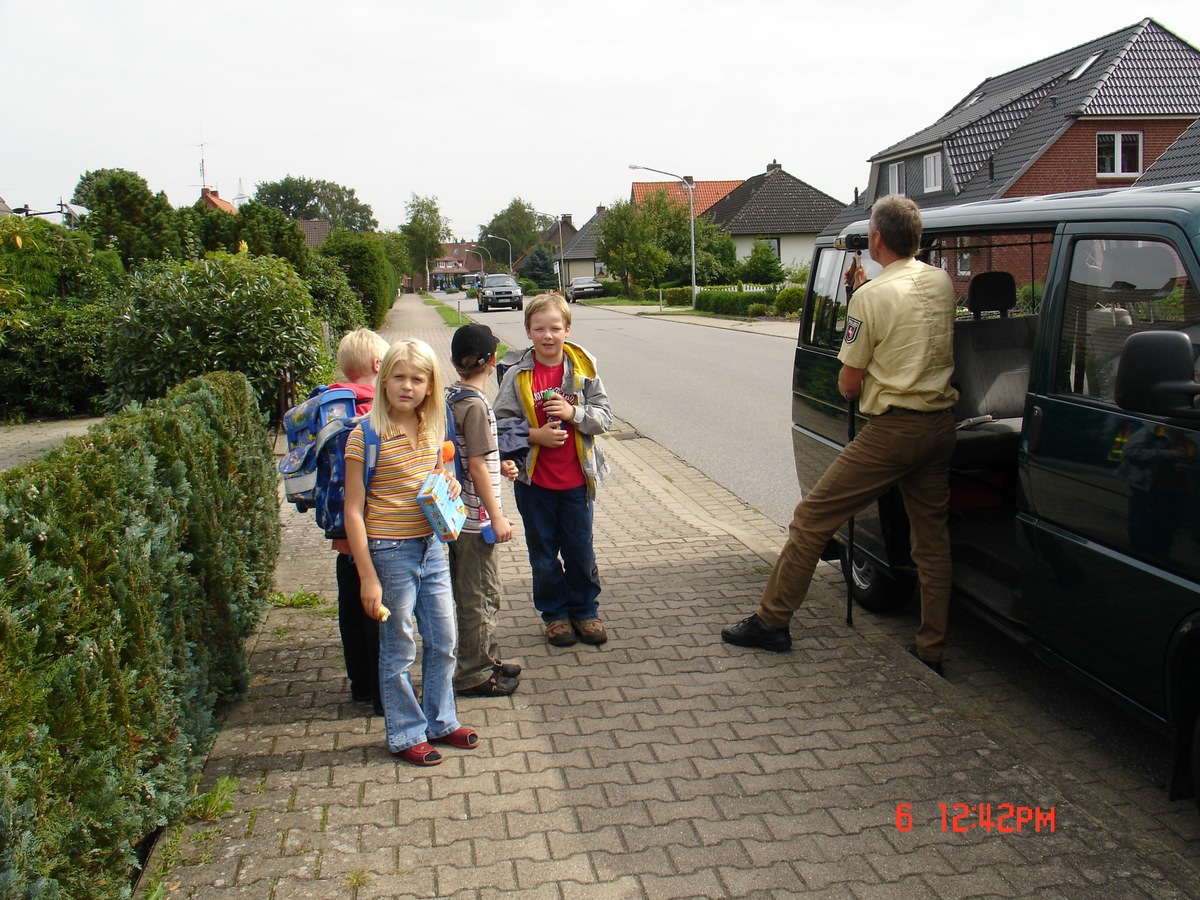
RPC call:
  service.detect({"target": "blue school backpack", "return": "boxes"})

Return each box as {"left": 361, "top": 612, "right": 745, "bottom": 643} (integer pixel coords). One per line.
{"left": 279, "top": 387, "right": 359, "bottom": 512}
{"left": 279, "top": 386, "right": 383, "bottom": 540}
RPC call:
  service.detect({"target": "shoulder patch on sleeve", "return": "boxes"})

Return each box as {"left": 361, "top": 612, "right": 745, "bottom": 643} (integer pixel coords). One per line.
{"left": 844, "top": 316, "right": 863, "bottom": 344}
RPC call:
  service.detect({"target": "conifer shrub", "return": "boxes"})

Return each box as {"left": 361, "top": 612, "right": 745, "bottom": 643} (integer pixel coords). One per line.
{"left": 0, "top": 372, "right": 279, "bottom": 897}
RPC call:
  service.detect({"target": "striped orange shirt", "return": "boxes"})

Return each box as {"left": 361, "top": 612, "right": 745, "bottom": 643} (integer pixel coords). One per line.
{"left": 345, "top": 424, "right": 439, "bottom": 540}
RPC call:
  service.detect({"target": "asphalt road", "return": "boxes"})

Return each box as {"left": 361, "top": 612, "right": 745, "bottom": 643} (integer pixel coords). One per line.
{"left": 462, "top": 300, "right": 801, "bottom": 527}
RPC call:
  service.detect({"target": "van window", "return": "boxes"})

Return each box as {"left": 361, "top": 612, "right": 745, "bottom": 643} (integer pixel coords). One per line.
{"left": 922, "top": 231, "right": 1054, "bottom": 316}
{"left": 1056, "top": 238, "right": 1200, "bottom": 402}
{"left": 804, "top": 247, "right": 881, "bottom": 351}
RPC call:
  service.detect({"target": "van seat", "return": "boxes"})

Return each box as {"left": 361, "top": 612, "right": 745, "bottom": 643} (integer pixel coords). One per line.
{"left": 951, "top": 272, "right": 1036, "bottom": 464}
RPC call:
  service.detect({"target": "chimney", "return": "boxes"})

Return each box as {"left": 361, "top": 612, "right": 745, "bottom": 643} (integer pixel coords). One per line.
{"left": 766, "top": 159, "right": 782, "bottom": 173}
{"left": 562, "top": 214, "right": 573, "bottom": 228}
{"left": 596, "top": 205, "right": 606, "bottom": 214}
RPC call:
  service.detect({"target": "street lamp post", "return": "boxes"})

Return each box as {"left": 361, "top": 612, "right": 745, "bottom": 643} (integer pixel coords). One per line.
{"left": 629, "top": 163, "right": 697, "bottom": 309}
{"left": 486, "top": 233, "right": 513, "bottom": 273}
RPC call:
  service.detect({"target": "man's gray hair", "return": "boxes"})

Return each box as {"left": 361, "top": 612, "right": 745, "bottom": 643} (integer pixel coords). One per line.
{"left": 870, "top": 195, "right": 922, "bottom": 258}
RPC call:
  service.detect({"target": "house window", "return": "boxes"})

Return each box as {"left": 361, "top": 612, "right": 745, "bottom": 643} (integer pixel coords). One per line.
{"left": 1097, "top": 132, "right": 1142, "bottom": 176}
{"left": 956, "top": 237, "right": 971, "bottom": 277}
{"left": 887, "top": 161, "right": 906, "bottom": 196}
{"left": 923, "top": 152, "right": 943, "bottom": 193}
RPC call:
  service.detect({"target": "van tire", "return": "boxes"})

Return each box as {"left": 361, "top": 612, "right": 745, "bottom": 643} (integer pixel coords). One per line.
{"left": 840, "top": 551, "right": 915, "bottom": 614}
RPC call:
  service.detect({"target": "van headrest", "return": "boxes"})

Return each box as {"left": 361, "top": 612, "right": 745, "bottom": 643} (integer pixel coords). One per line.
{"left": 967, "top": 271, "right": 1017, "bottom": 319}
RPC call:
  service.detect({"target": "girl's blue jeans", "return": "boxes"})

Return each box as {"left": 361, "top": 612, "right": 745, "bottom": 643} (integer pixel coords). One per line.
{"left": 369, "top": 535, "right": 460, "bottom": 753}
{"left": 513, "top": 481, "right": 601, "bottom": 623}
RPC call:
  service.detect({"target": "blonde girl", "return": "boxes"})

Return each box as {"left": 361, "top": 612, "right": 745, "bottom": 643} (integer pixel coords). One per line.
{"left": 344, "top": 339, "right": 478, "bottom": 766}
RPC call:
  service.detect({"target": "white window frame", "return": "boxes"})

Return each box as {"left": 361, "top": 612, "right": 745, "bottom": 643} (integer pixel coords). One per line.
{"left": 887, "top": 161, "right": 906, "bottom": 196}
{"left": 1097, "top": 131, "right": 1143, "bottom": 177}
{"left": 956, "top": 237, "right": 971, "bottom": 277}
{"left": 923, "top": 152, "right": 943, "bottom": 193}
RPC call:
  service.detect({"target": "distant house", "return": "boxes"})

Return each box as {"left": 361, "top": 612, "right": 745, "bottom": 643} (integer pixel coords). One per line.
{"left": 0, "top": 196, "right": 13, "bottom": 217}
{"left": 513, "top": 215, "right": 579, "bottom": 274}
{"left": 703, "top": 161, "right": 844, "bottom": 271}
{"left": 825, "top": 18, "right": 1200, "bottom": 235}
{"left": 560, "top": 206, "right": 609, "bottom": 281}
{"left": 297, "top": 219, "right": 332, "bottom": 248}
{"left": 199, "top": 188, "right": 237, "bottom": 214}
{"left": 631, "top": 179, "right": 743, "bottom": 215}
{"left": 431, "top": 241, "right": 488, "bottom": 290}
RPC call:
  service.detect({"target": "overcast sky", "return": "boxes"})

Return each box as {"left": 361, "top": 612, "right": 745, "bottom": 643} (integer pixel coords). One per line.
{"left": 4, "top": 1, "right": 1199, "bottom": 239}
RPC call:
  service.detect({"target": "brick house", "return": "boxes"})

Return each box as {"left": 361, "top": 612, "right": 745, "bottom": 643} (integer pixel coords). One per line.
{"left": 826, "top": 18, "right": 1200, "bottom": 238}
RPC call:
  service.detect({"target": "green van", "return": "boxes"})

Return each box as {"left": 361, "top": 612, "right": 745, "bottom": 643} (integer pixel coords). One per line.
{"left": 793, "top": 183, "right": 1200, "bottom": 804}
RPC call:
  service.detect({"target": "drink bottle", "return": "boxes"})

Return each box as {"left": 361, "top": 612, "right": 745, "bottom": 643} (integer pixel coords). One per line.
{"left": 542, "top": 389, "right": 560, "bottom": 426}
{"left": 479, "top": 507, "right": 496, "bottom": 543}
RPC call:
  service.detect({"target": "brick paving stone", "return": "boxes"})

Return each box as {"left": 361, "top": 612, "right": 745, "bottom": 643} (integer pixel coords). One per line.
{"left": 5, "top": 294, "right": 1186, "bottom": 897}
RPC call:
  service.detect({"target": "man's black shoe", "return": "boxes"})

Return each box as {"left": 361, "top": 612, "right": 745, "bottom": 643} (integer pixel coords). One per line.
{"left": 906, "top": 644, "right": 944, "bottom": 677}
{"left": 721, "top": 614, "right": 792, "bottom": 652}
{"left": 458, "top": 673, "right": 520, "bottom": 697}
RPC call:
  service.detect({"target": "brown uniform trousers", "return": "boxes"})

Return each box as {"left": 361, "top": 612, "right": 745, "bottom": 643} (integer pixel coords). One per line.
{"left": 758, "top": 408, "right": 956, "bottom": 661}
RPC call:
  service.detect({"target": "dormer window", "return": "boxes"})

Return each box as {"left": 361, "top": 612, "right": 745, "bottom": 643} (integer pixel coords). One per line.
{"left": 923, "top": 152, "right": 943, "bottom": 193}
{"left": 1097, "top": 132, "right": 1142, "bottom": 176}
{"left": 887, "top": 161, "right": 906, "bottom": 196}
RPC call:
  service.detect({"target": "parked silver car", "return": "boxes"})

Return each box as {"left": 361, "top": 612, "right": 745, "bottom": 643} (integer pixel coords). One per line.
{"left": 566, "top": 276, "right": 605, "bottom": 303}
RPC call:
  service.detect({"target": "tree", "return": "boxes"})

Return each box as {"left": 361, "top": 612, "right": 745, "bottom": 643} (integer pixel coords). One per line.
{"left": 319, "top": 230, "right": 392, "bottom": 328}
{"left": 72, "top": 168, "right": 186, "bottom": 267}
{"left": 596, "top": 199, "right": 670, "bottom": 292}
{"left": 479, "top": 199, "right": 543, "bottom": 267}
{"left": 378, "top": 230, "right": 413, "bottom": 281}
{"left": 740, "top": 239, "right": 786, "bottom": 284}
{"left": 521, "top": 244, "right": 559, "bottom": 289}
{"left": 255, "top": 176, "right": 378, "bottom": 231}
{"left": 400, "top": 194, "right": 450, "bottom": 285}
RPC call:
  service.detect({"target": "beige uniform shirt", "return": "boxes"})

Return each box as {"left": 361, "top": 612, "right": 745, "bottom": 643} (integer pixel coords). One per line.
{"left": 838, "top": 256, "right": 958, "bottom": 416}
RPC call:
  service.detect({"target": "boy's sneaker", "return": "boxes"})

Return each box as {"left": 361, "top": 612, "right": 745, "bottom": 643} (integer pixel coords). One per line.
{"left": 545, "top": 620, "right": 578, "bottom": 647}
{"left": 571, "top": 618, "right": 608, "bottom": 645}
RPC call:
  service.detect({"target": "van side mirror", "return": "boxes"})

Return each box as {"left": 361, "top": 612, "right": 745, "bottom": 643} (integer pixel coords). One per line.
{"left": 1114, "top": 331, "right": 1200, "bottom": 418}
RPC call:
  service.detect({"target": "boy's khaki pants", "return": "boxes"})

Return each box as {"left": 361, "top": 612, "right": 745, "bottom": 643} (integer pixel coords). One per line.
{"left": 448, "top": 532, "right": 503, "bottom": 690}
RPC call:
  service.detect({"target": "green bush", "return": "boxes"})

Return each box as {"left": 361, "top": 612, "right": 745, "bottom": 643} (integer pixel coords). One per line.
{"left": 304, "top": 252, "right": 366, "bottom": 343}
{"left": 602, "top": 280, "right": 624, "bottom": 298}
{"left": 695, "top": 290, "right": 767, "bottom": 316}
{"left": 0, "top": 372, "right": 278, "bottom": 898}
{"left": 0, "top": 218, "right": 124, "bottom": 421}
{"left": 747, "top": 302, "right": 773, "bottom": 317}
{"left": 518, "top": 278, "right": 539, "bottom": 298}
{"left": 774, "top": 286, "right": 805, "bottom": 317}
{"left": 661, "top": 287, "right": 693, "bottom": 307}
{"left": 105, "top": 252, "right": 322, "bottom": 421}
{"left": 319, "top": 231, "right": 391, "bottom": 328}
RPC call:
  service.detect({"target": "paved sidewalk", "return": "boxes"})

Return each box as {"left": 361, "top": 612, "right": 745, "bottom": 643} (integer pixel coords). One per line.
{"left": 5, "top": 297, "right": 1199, "bottom": 897}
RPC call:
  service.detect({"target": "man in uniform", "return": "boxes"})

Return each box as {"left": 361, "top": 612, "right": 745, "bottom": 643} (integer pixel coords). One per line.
{"left": 721, "top": 194, "right": 958, "bottom": 674}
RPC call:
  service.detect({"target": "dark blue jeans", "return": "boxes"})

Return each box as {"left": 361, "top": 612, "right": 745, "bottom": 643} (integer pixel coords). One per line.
{"left": 514, "top": 481, "right": 601, "bottom": 623}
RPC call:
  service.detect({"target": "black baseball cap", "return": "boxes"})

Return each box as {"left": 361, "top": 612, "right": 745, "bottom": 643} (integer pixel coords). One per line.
{"left": 451, "top": 323, "right": 499, "bottom": 367}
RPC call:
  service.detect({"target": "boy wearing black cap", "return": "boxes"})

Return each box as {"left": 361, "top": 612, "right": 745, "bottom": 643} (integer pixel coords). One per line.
{"left": 448, "top": 324, "right": 522, "bottom": 696}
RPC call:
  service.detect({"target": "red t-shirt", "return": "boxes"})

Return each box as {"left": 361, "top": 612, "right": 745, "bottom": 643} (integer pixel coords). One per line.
{"left": 531, "top": 361, "right": 585, "bottom": 490}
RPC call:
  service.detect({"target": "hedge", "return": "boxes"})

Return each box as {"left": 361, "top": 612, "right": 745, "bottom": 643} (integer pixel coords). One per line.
{"left": 695, "top": 290, "right": 770, "bottom": 316}
{"left": 0, "top": 372, "right": 280, "bottom": 898}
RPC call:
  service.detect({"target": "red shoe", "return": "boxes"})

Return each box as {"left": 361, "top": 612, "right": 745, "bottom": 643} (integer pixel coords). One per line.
{"left": 430, "top": 726, "right": 479, "bottom": 750}
{"left": 397, "top": 741, "right": 443, "bottom": 766}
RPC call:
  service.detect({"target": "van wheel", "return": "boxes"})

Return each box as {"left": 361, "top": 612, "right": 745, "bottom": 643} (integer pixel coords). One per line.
{"left": 840, "top": 551, "right": 915, "bottom": 614}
